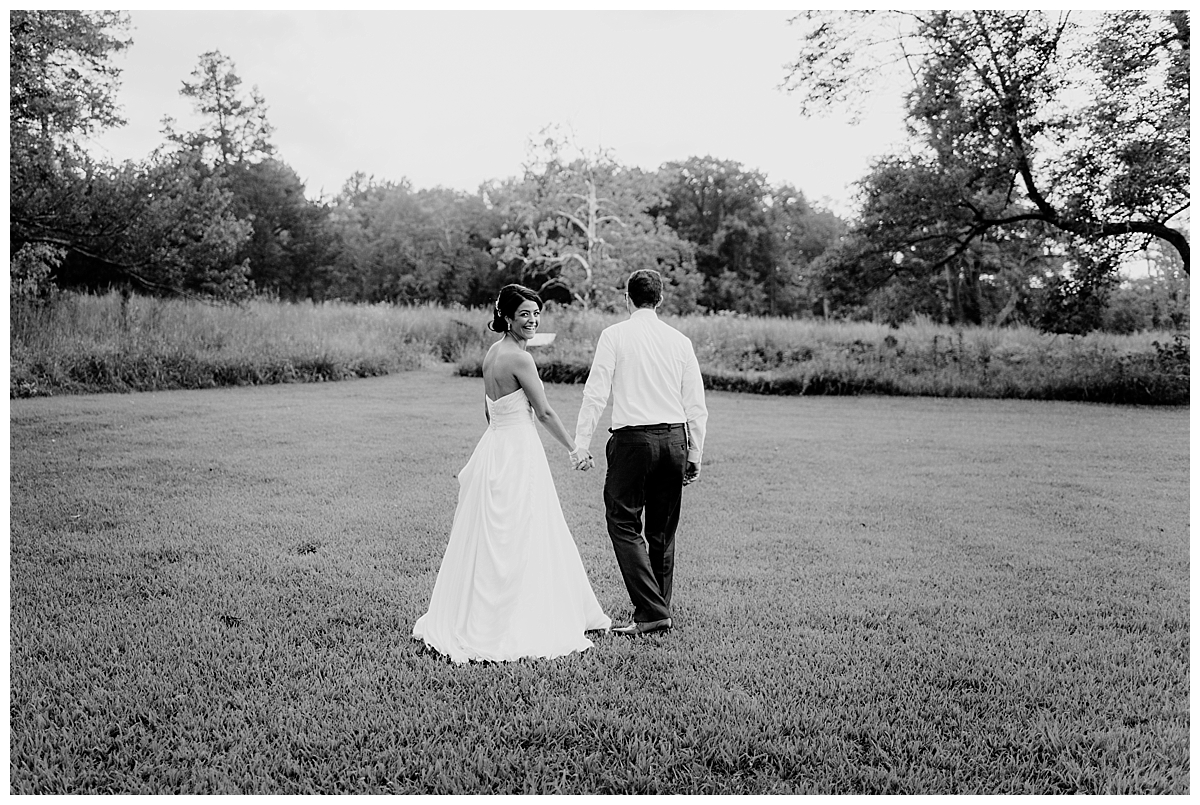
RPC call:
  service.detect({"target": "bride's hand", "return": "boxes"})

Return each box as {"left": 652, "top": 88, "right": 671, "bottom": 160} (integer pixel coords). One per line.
{"left": 569, "top": 448, "right": 593, "bottom": 471}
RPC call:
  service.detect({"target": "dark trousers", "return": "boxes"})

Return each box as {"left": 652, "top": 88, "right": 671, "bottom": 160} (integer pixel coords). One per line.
{"left": 604, "top": 424, "right": 688, "bottom": 623}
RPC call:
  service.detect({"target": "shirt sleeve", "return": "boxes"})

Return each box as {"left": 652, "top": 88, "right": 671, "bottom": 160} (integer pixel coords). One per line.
{"left": 575, "top": 328, "right": 616, "bottom": 453}
{"left": 681, "top": 340, "right": 708, "bottom": 465}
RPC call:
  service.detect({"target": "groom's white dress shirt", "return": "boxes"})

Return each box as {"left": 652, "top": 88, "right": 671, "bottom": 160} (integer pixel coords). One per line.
{"left": 575, "top": 308, "right": 708, "bottom": 465}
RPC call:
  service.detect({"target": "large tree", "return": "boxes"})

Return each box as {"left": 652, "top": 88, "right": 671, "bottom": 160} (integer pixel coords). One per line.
{"left": 10, "top": 9, "right": 130, "bottom": 273}
{"left": 225, "top": 159, "right": 333, "bottom": 300}
{"left": 414, "top": 186, "right": 508, "bottom": 307}
{"left": 9, "top": 10, "right": 129, "bottom": 151}
{"left": 162, "top": 50, "right": 274, "bottom": 168}
{"left": 10, "top": 11, "right": 251, "bottom": 298}
{"left": 163, "top": 50, "right": 334, "bottom": 298}
{"left": 763, "top": 183, "right": 846, "bottom": 317}
{"left": 812, "top": 155, "right": 1065, "bottom": 325}
{"left": 652, "top": 156, "right": 845, "bottom": 316}
{"left": 326, "top": 175, "right": 502, "bottom": 305}
{"left": 22, "top": 149, "right": 252, "bottom": 298}
{"left": 489, "top": 133, "right": 700, "bottom": 311}
{"left": 784, "top": 10, "right": 1190, "bottom": 283}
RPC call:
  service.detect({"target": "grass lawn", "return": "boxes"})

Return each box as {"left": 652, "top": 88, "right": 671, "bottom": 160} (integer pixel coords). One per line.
{"left": 9, "top": 366, "right": 1190, "bottom": 794}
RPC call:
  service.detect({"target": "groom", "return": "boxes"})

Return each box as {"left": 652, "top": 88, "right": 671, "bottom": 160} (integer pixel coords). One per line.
{"left": 574, "top": 269, "right": 708, "bottom": 636}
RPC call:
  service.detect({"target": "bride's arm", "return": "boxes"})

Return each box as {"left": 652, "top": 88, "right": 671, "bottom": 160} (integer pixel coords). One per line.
{"left": 512, "top": 352, "right": 579, "bottom": 456}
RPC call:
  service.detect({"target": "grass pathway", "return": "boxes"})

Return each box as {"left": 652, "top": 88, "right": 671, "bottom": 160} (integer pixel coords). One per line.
{"left": 9, "top": 368, "right": 1190, "bottom": 793}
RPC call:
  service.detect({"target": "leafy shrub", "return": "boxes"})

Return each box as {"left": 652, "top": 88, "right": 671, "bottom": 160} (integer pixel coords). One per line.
{"left": 10, "top": 243, "right": 66, "bottom": 302}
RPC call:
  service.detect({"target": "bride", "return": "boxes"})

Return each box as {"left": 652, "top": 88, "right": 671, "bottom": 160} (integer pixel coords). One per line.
{"left": 412, "top": 284, "right": 612, "bottom": 662}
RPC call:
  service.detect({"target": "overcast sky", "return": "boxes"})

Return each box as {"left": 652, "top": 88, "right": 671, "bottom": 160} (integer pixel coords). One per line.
{"left": 88, "top": 8, "right": 913, "bottom": 215}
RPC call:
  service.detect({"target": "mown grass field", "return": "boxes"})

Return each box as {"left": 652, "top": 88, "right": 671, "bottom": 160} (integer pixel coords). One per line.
{"left": 9, "top": 367, "right": 1190, "bottom": 793}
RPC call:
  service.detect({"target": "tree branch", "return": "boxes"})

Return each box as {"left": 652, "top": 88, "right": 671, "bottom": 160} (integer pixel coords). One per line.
{"left": 18, "top": 233, "right": 207, "bottom": 299}
{"left": 972, "top": 209, "right": 1190, "bottom": 274}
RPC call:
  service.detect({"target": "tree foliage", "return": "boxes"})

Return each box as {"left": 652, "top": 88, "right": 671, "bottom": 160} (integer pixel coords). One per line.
{"left": 656, "top": 157, "right": 840, "bottom": 316}
{"left": 10, "top": 10, "right": 130, "bottom": 149}
{"left": 784, "top": 9, "right": 1191, "bottom": 305}
{"left": 11, "top": 12, "right": 1183, "bottom": 332}
{"left": 487, "top": 133, "right": 698, "bottom": 311}
{"left": 10, "top": 9, "right": 131, "bottom": 256}
{"left": 10, "top": 11, "right": 252, "bottom": 299}
{"left": 222, "top": 158, "right": 333, "bottom": 300}
{"left": 36, "top": 150, "right": 252, "bottom": 298}
{"left": 1103, "top": 239, "right": 1189, "bottom": 333}
{"left": 327, "top": 175, "right": 503, "bottom": 305}
{"left": 162, "top": 50, "right": 275, "bottom": 168}
{"left": 159, "top": 51, "right": 332, "bottom": 299}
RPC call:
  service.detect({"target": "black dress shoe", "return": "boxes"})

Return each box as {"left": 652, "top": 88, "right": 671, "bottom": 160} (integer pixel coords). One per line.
{"left": 613, "top": 617, "right": 672, "bottom": 636}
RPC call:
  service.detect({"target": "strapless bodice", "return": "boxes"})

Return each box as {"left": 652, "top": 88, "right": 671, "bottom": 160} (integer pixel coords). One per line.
{"left": 486, "top": 387, "right": 535, "bottom": 428}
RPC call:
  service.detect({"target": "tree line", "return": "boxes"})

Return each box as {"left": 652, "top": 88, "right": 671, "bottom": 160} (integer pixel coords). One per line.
{"left": 10, "top": 10, "right": 1189, "bottom": 333}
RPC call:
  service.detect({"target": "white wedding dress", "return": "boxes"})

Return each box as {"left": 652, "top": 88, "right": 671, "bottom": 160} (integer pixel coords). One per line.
{"left": 413, "top": 387, "right": 611, "bottom": 663}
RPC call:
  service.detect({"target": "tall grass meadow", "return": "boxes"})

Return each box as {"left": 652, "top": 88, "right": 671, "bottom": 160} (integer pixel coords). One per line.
{"left": 10, "top": 292, "right": 1188, "bottom": 404}
{"left": 9, "top": 294, "right": 471, "bottom": 396}
{"left": 454, "top": 308, "right": 1187, "bottom": 405}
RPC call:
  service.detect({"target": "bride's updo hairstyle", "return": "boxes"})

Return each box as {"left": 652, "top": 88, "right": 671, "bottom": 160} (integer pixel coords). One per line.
{"left": 489, "top": 284, "right": 543, "bottom": 333}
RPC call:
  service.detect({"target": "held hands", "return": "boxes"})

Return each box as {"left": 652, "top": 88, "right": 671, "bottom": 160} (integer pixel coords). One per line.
{"left": 568, "top": 448, "right": 595, "bottom": 472}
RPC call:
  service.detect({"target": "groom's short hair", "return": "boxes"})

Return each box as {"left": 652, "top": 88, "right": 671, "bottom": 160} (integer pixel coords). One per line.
{"left": 627, "top": 269, "right": 663, "bottom": 308}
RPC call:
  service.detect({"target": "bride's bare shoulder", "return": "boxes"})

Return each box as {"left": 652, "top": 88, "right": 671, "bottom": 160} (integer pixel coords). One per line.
{"left": 483, "top": 339, "right": 506, "bottom": 365}
{"left": 489, "top": 340, "right": 534, "bottom": 366}
{"left": 483, "top": 339, "right": 528, "bottom": 380}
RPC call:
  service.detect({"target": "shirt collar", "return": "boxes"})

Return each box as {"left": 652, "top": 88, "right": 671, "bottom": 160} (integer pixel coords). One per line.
{"left": 631, "top": 307, "right": 659, "bottom": 320}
